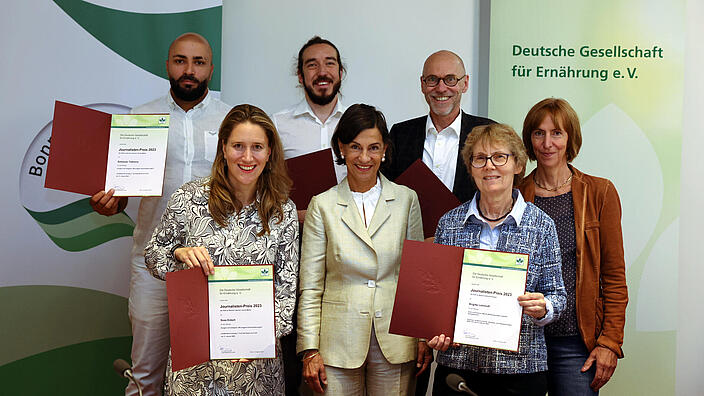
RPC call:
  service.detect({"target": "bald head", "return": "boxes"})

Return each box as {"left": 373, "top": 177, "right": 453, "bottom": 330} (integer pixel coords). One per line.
{"left": 168, "top": 33, "right": 213, "bottom": 61}
{"left": 420, "top": 50, "right": 469, "bottom": 130}
{"left": 166, "top": 32, "right": 214, "bottom": 108}
{"left": 422, "top": 50, "right": 465, "bottom": 76}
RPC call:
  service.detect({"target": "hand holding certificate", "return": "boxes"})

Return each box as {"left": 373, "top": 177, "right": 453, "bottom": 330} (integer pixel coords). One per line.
{"left": 390, "top": 240, "right": 529, "bottom": 352}
{"left": 166, "top": 265, "right": 276, "bottom": 371}
{"left": 453, "top": 249, "right": 528, "bottom": 351}
{"left": 45, "top": 101, "right": 169, "bottom": 197}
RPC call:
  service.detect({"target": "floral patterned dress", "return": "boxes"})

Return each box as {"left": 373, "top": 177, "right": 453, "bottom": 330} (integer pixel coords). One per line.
{"left": 145, "top": 178, "right": 299, "bottom": 396}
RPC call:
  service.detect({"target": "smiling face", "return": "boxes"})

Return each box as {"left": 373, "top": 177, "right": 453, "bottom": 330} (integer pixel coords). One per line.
{"left": 298, "top": 43, "right": 342, "bottom": 106}
{"left": 338, "top": 127, "right": 387, "bottom": 192}
{"left": 470, "top": 140, "right": 522, "bottom": 199}
{"left": 531, "top": 115, "right": 569, "bottom": 169}
{"left": 223, "top": 122, "right": 271, "bottom": 196}
{"left": 166, "top": 35, "right": 214, "bottom": 102}
{"left": 421, "top": 51, "right": 468, "bottom": 122}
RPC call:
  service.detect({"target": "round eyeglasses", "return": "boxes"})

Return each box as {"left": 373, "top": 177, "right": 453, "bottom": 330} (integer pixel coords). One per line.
{"left": 470, "top": 153, "right": 512, "bottom": 168}
{"left": 421, "top": 74, "right": 465, "bottom": 87}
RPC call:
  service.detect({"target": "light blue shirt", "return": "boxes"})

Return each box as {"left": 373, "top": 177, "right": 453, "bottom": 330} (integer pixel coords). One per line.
{"left": 464, "top": 190, "right": 554, "bottom": 326}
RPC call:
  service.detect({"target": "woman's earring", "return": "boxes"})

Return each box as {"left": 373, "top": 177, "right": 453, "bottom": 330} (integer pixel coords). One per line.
{"left": 381, "top": 155, "right": 386, "bottom": 162}
{"left": 341, "top": 154, "right": 345, "bottom": 160}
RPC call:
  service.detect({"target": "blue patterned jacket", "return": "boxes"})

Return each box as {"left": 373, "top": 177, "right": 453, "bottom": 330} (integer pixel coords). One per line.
{"left": 435, "top": 200, "right": 567, "bottom": 374}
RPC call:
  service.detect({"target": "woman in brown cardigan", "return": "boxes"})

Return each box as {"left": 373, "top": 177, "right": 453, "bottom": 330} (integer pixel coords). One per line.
{"left": 519, "top": 98, "right": 628, "bottom": 395}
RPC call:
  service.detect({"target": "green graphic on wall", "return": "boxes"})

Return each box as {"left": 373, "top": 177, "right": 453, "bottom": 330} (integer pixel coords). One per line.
{"left": 488, "top": 1, "right": 684, "bottom": 394}
{"left": 53, "top": 0, "right": 223, "bottom": 90}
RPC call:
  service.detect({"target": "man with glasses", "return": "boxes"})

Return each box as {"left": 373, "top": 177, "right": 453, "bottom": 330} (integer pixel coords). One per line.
{"left": 383, "top": 50, "right": 494, "bottom": 205}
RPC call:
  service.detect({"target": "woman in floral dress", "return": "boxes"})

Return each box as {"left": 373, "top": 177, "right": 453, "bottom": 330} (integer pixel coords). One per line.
{"left": 145, "top": 104, "right": 299, "bottom": 395}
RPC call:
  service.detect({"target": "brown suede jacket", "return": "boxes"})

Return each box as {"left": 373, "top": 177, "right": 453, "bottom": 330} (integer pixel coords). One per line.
{"left": 520, "top": 166, "right": 628, "bottom": 358}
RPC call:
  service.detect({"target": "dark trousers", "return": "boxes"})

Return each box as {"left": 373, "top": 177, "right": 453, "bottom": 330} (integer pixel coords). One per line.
{"left": 416, "top": 365, "right": 431, "bottom": 396}
{"left": 281, "top": 328, "right": 302, "bottom": 396}
{"left": 433, "top": 363, "right": 547, "bottom": 396}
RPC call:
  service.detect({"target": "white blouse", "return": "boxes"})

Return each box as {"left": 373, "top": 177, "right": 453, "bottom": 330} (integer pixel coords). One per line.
{"left": 350, "top": 177, "right": 382, "bottom": 228}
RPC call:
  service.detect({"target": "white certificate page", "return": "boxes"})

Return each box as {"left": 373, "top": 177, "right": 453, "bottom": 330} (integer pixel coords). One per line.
{"left": 104, "top": 114, "right": 169, "bottom": 196}
{"left": 453, "top": 249, "right": 528, "bottom": 352}
{"left": 208, "top": 265, "right": 276, "bottom": 360}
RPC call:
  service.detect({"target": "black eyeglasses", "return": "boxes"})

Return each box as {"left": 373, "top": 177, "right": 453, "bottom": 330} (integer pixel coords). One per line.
{"left": 421, "top": 74, "right": 466, "bottom": 87}
{"left": 470, "top": 153, "right": 512, "bottom": 168}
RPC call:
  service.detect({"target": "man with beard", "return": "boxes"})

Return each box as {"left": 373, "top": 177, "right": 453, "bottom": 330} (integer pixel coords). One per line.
{"left": 383, "top": 50, "right": 494, "bottom": 206}
{"left": 89, "top": 33, "right": 231, "bottom": 396}
{"left": 272, "top": 37, "right": 346, "bottom": 395}
{"left": 273, "top": 36, "right": 347, "bottom": 185}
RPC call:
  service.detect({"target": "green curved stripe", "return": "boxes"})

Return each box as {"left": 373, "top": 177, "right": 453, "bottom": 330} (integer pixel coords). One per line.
{"left": 46, "top": 222, "right": 135, "bottom": 251}
{"left": 33, "top": 210, "right": 134, "bottom": 239}
{"left": 25, "top": 198, "right": 95, "bottom": 224}
{"left": 24, "top": 199, "right": 135, "bottom": 251}
{"left": 0, "top": 336, "right": 132, "bottom": 395}
{"left": 53, "top": 0, "right": 222, "bottom": 90}
{"left": 0, "top": 285, "right": 131, "bottom": 367}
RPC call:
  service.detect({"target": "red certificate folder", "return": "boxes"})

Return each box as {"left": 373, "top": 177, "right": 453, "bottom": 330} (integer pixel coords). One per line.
{"left": 285, "top": 148, "right": 338, "bottom": 210}
{"left": 166, "top": 265, "right": 276, "bottom": 371}
{"left": 166, "top": 268, "right": 210, "bottom": 371}
{"left": 45, "top": 101, "right": 113, "bottom": 195}
{"left": 394, "top": 160, "right": 461, "bottom": 238}
{"left": 389, "top": 240, "right": 465, "bottom": 339}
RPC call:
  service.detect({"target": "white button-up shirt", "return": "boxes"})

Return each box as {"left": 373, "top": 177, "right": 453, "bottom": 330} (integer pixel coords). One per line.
{"left": 422, "top": 113, "right": 462, "bottom": 191}
{"left": 273, "top": 98, "right": 347, "bottom": 182}
{"left": 130, "top": 91, "right": 232, "bottom": 259}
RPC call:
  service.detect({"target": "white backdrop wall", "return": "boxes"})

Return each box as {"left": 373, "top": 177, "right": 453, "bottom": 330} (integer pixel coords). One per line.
{"left": 220, "top": 0, "right": 483, "bottom": 125}
{"left": 676, "top": 0, "right": 704, "bottom": 394}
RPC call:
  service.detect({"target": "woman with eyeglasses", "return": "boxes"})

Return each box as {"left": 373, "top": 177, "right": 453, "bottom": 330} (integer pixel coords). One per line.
{"left": 297, "top": 104, "right": 429, "bottom": 395}
{"left": 426, "top": 123, "right": 566, "bottom": 396}
{"left": 519, "top": 98, "right": 627, "bottom": 395}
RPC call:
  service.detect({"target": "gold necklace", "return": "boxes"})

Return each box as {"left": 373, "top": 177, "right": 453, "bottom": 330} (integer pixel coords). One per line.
{"left": 535, "top": 172, "right": 573, "bottom": 192}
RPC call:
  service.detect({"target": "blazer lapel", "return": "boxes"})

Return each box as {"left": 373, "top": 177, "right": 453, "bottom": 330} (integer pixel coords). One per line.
{"left": 338, "top": 179, "right": 375, "bottom": 250}
{"left": 410, "top": 117, "right": 427, "bottom": 160}
{"left": 452, "top": 112, "right": 474, "bottom": 202}
{"left": 569, "top": 166, "right": 588, "bottom": 264}
{"left": 367, "top": 176, "right": 394, "bottom": 238}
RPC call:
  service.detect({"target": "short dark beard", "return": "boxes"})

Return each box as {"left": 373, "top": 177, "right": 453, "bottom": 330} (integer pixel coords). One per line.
{"left": 170, "top": 75, "right": 209, "bottom": 102}
{"left": 304, "top": 78, "right": 341, "bottom": 106}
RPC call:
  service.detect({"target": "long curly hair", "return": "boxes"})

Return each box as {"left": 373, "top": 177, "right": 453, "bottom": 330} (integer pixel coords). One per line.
{"left": 208, "top": 104, "right": 292, "bottom": 235}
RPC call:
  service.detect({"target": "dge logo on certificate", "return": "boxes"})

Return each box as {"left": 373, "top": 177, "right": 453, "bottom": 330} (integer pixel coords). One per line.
{"left": 453, "top": 249, "right": 529, "bottom": 352}
{"left": 105, "top": 114, "right": 170, "bottom": 196}
{"left": 207, "top": 265, "right": 276, "bottom": 360}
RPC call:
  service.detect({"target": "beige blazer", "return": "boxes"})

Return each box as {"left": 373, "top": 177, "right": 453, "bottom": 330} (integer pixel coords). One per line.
{"left": 296, "top": 175, "right": 424, "bottom": 368}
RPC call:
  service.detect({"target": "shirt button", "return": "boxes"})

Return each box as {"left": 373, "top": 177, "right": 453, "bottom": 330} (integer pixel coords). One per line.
{"left": 367, "top": 280, "right": 376, "bottom": 288}
{"left": 375, "top": 310, "right": 382, "bottom": 318}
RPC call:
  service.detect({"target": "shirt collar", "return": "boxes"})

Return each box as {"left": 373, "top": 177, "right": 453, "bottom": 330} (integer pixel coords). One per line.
{"left": 167, "top": 89, "right": 212, "bottom": 112}
{"left": 464, "top": 189, "right": 527, "bottom": 227}
{"left": 350, "top": 176, "right": 381, "bottom": 196}
{"left": 293, "top": 97, "right": 344, "bottom": 121}
{"left": 425, "top": 111, "right": 462, "bottom": 137}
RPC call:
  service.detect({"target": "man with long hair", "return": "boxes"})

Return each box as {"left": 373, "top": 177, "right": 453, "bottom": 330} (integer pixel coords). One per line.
{"left": 273, "top": 36, "right": 348, "bottom": 186}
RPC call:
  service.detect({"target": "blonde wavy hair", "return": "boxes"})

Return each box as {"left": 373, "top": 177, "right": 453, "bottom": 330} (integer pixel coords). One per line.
{"left": 208, "top": 104, "right": 292, "bottom": 235}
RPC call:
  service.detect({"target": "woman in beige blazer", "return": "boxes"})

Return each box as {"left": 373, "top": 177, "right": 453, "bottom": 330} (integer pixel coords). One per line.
{"left": 297, "top": 104, "right": 430, "bottom": 395}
